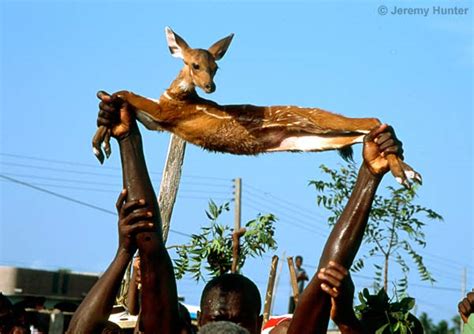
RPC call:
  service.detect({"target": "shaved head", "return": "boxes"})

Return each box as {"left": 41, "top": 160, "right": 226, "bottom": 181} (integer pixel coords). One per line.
{"left": 199, "top": 274, "right": 262, "bottom": 334}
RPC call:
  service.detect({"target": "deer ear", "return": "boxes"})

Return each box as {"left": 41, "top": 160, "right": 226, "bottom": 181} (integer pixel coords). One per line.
{"left": 165, "top": 27, "right": 189, "bottom": 59}
{"left": 208, "top": 33, "right": 234, "bottom": 61}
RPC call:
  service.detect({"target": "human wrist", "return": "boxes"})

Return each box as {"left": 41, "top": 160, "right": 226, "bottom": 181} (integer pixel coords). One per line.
{"left": 116, "top": 246, "right": 135, "bottom": 261}
{"left": 361, "top": 162, "right": 384, "bottom": 182}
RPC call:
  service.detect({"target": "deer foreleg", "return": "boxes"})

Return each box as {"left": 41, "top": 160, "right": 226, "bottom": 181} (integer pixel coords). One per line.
{"left": 114, "top": 91, "right": 165, "bottom": 131}
{"left": 92, "top": 126, "right": 108, "bottom": 164}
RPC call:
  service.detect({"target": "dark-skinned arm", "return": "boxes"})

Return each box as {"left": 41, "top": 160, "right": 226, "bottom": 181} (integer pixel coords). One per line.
{"left": 126, "top": 257, "right": 141, "bottom": 316}
{"left": 287, "top": 125, "right": 402, "bottom": 334}
{"left": 67, "top": 191, "right": 153, "bottom": 333}
{"left": 98, "top": 91, "right": 180, "bottom": 333}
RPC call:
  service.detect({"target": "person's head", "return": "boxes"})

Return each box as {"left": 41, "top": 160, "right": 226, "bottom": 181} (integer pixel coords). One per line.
{"left": 198, "top": 274, "right": 262, "bottom": 334}
{"left": 178, "top": 302, "right": 195, "bottom": 334}
{"left": 198, "top": 321, "right": 249, "bottom": 334}
{"left": 101, "top": 321, "right": 124, "bottom": 334}
{"left": 295, "top": 256, "right": 303, "bottom": 268}
{"left": 0, "top": 293, "right": 29, "bottom": 334}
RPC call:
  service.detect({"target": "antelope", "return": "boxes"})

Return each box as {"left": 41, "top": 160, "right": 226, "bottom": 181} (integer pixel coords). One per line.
{"left": 93, "top": 27, "right": 421, "bottom": 187}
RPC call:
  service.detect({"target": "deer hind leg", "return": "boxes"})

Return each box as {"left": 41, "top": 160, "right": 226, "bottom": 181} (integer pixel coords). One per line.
{"left": 335, "top": 116, "right": 422, "bottom": 187}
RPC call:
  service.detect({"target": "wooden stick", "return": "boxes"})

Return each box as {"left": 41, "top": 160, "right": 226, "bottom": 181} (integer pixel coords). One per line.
{"left": 158, "top": 134, "right": 187, "bottom": 243}
{"left": 262, "top": 255, "right": 279, "bottom": 328}
{"left": 231, "top": 228, "right": 246, "bottom": 273}
{"left": 287, "top": 257, "right": 300, "bottom": 306}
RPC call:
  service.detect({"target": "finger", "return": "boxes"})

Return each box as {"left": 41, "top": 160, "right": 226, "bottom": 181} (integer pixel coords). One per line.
{"left": 461, "top": 298, "right": 472, "bottom": 314}
{"left": 378, "top": 138, "right": 396, "bottom": 151}
{"left": 97, "top": 90, "right": 112, "bottom": 101}
{"left": 320, "top": 269, "right": 345, "bottom": 286}
{"left": 97, "top": 116, "right": 112, "bottom": 128}
{"left": 374, "top": 131, "right": 393, "bottom": 146}
{"left": 127, "top": 221, "right": 155, "bottom": 234}
{"left": 365, "top": 124, "right": 388, "bottom": 142}
{"left": 122, "top": 209, "right": 153, "bottom": 226}
{"left": 317, "top": 271, "right": 342, "bottom": 288}
{"left": 328, "top": 261, "right": 348, "bottom": 275}
{"left": 321, "top": 283, "right": 339, "bottom": 298}
{"left": 459, "top": 302, "right": 469, "bottom": 323}
{"left": 99, "top": 101, "right": 116, "bottom": 114}
{"left": 116, "top": 189, "right": 127, "bottom": 211}
{"left": 381, "top": 146, "right": 402, "bottom": 157}
{"left": 467, "top": 292, "right": 474, "bottom": 304}
{"left": 121, "top": 199, "right": 146, "bottom": 216}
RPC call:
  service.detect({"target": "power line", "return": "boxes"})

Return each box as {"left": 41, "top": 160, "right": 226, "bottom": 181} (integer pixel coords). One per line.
{"left": 245, "top": 184, "right": 327, "bottom": 222}
{"left": 0, "top": 174, "right": 192, "bottom": 238}
{"left": 0, "top": 152, "right": 231, "bottom": 182}
{"left": 244, "top": 193, "right": 330, "bottom": 237}
{"left": 0, "top": 174, "right": 116, "bottom": 214}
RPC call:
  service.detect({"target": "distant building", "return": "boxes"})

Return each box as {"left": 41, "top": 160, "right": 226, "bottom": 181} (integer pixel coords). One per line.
{"left": 0, "top": 265, "right": 99, "bottom": 307}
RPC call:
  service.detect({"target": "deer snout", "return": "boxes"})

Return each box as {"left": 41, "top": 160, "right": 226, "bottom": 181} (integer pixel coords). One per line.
{"left": 204, "top": 82, "right": 216, "bottom": 93}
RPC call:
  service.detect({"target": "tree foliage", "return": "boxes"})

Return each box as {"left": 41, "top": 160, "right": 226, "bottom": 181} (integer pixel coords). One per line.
{"left": 355, "top": 288, "right": 421, "bottom": 334}
{"left": 309, "top": 163, "right": 443, "bottom": 293}
{"left": 173, "top": 200, "right": 278, "bottom": 282}
{"left": 418, "top": 312, "right": 459, "bottom": 334}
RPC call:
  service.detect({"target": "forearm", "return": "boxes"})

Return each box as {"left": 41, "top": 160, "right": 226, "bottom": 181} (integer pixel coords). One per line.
{"left": 118, "top": 128, "right": 179, "bottom": 333}
{"left": 319, "top": 163, "right": 381, "bottom": 268}
{"left": 288, "top": 164, "right": 382, "bottom": 334}
{"left": 127, "top": 271, "right": 140, "bottom": 315}
{"left": 68, "top": 249, "right": 132, "bottom": 333}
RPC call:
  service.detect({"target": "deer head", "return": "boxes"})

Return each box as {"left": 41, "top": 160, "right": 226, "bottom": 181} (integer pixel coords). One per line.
{"left": 165, "top": 27, "right": 234, "bottom": 94}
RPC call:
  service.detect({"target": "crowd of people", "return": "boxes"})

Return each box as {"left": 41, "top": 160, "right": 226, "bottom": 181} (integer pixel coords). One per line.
{"left": 1, "top": 92, "right": 472, "bottom": 333}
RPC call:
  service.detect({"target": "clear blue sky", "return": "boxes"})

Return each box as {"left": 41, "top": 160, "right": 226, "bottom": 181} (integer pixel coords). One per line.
{"left": 1, "top": 0, "right": 472, "bottom": 323}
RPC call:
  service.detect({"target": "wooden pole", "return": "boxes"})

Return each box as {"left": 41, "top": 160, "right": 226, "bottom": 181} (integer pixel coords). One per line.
{"left": 262, "top": 255, "right": 279, "bottom": 328}
{"left": 287, "top": 257, "right": 300, "bottom": 306}
{"left": 234, "top": 178, "right": 242, "bottom": 231}
{"left": 158, "top": 134, "right": 187, "bottom": 243}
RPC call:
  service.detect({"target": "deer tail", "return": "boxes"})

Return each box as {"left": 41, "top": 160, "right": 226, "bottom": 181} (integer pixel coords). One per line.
{"left": 338, "top": 146, "right": 354, "bottom": 162}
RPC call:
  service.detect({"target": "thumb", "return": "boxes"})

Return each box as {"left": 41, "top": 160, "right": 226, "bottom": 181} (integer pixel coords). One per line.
{"left": 364, "top": 124, "right": 388, "bottom": 142}
{"left": 97, "top": 90, "right": 111, "bottom": 102}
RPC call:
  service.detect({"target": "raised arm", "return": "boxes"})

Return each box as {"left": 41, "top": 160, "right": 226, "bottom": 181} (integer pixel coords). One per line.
{"left": 287, "top": 124, "right": 403, "bottom": 334}
{"left": 67, "top": 190, "right": 154, "bottom": 333}
{"left": 96, "top": 91, "right": 180, "bottom": 333}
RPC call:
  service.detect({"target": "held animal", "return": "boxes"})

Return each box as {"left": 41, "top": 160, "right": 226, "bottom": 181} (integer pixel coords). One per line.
{"left": 93, "top": 27, "right": 421, "bottom": 187}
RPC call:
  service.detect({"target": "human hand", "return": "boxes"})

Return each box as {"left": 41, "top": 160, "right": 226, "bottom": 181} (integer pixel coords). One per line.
{"left": 116, "top": 189, "right": 155, "bottom": 256}
{"left": 317, "top": 261, "right": 356, "bottom": 325}
{"left": 97, "top": 91, "right": 136, "bottom": 139}
{"left": 363, "top": 124, "right": 404, "bottom": 176}
{"left": 459, "top": 290, "right": 474, "bottom": 323}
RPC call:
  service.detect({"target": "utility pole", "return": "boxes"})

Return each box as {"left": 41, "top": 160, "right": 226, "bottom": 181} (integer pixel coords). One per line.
{"left": 231, "top": 178, "right": 245, "bottom": 273}
{"left": 461, "top": 267, "right": 467, "bottom": 333}
{"left": 234, "top": 178, "right": 242, "bottom": 231}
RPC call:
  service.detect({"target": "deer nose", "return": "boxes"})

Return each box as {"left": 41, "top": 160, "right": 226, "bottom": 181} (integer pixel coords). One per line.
{"left": 205, "top": 83, "right": 216, "bottom": 93}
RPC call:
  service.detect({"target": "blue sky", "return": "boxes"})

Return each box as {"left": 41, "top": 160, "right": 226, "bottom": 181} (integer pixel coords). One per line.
{"left": 1, "top": 0, "right": 472, "bottom": 323}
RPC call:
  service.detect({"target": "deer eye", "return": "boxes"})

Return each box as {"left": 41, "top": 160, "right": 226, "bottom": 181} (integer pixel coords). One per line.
{"left": 192, "top": 63, "right": 200, "bottom": 70}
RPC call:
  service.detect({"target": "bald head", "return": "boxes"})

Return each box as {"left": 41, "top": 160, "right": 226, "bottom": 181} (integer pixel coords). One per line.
{"left": 199, "top": 274, "right": 262, "bottom": 334}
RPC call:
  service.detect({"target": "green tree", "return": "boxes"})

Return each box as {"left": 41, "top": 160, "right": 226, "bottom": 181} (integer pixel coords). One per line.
{"left": 310, "top": 162, "right": 443, "bottom": 293}
{"left": 419, "top": 312, "right": 459, "bottom": 334}
{"left": 173, "top": 200, "right": 277, "bottom": 282}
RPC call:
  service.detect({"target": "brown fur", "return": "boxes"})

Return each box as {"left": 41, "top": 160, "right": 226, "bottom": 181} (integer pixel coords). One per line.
{"left": 93, "top": 27, "right": 420, "bottom": 187}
